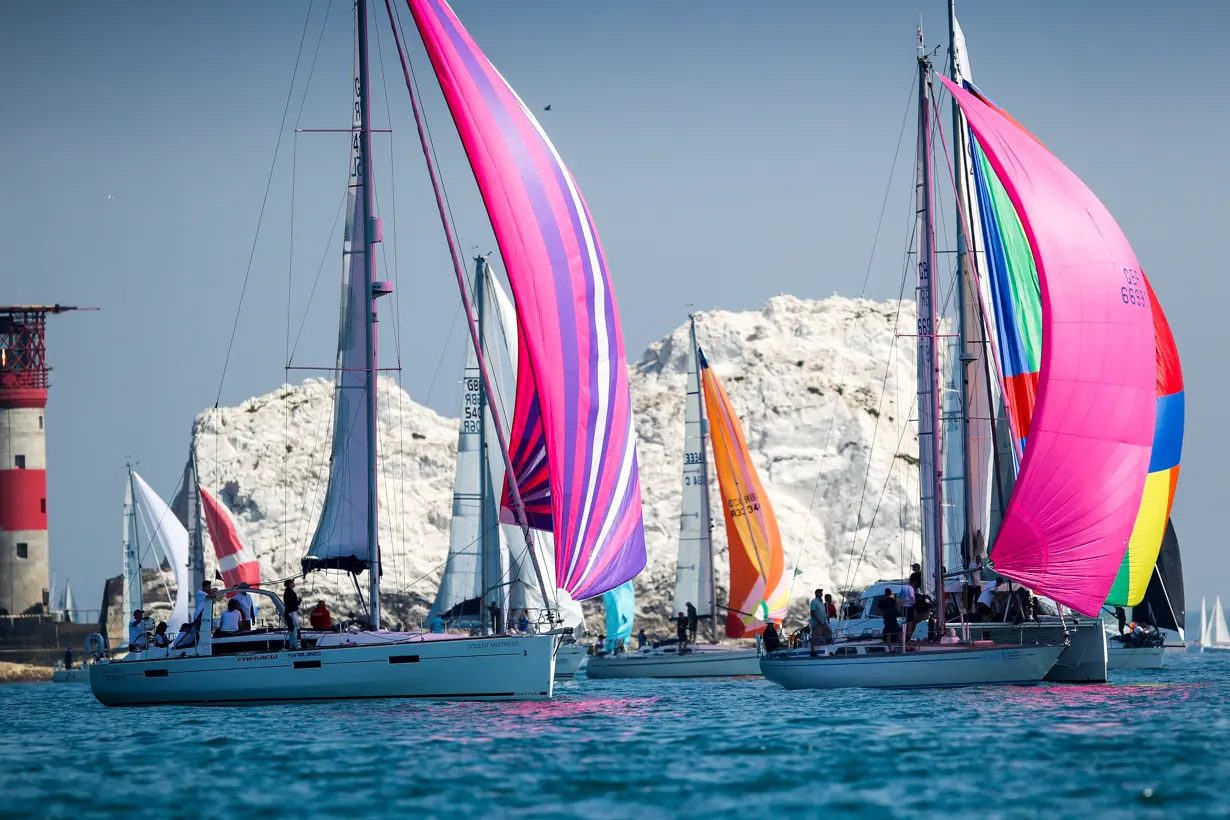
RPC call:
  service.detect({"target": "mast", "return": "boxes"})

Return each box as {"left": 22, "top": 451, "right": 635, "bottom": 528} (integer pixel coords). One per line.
{"left": 916, "top": 34, "right": 945, "bottom": 636}
{"left": 689, "top": 315, "right": 718, "bottom": 641}
{"left": 475, "top": 255, "right": 494, "bottom": 635}
{"left": 356, "top": 0, "right": 382, "bottom": 629}
{"left": 187, "top": 449, "right": 205, "bottom": 601}
{"left": 947, "top": 0, "right": 973, "bottom": 568}
{"left": 122, "top": 465, "right": 142, "bottom": 618}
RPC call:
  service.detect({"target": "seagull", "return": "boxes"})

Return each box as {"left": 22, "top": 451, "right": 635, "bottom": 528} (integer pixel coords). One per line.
{"left": 543, "top": 104, "right": 552, "bottom": 112}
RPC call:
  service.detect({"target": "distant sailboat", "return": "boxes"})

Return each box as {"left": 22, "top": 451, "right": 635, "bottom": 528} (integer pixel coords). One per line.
{"left": 588, "top": 319, "right": 780, "bottom": 679}
{"left": 91, "top": 0, "right": 643, "bottom": 706}
{"left": 1201, "top": 597, "right": 1230, "bottom": 652}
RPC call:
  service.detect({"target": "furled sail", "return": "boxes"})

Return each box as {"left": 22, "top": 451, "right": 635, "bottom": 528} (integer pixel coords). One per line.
{"left": 131, "top": 472, "right": 190, "bottom": 632}
{"left": 303, "top": 10, "right": 377, "bottom": 575}
{"left": 199, "top": 488, "right": 261, "bottom": 594}
{"left": 1133, "top": 518, "right": 1184, "bottom": 635}
{"left": 699, "top": 349, "right": 787, "bottom": 636}
{"left": 673, "top": 318, "right": 715, "bottom": 621}
{"left": 942, "top": 77, "right": 1157, "bottom": 616}
{"left": 409, "top": 0, "right": 646, "bottom": 600}
{"left": 1106, "top": 276, "right": 1184, "bottom": 605}
{"left": 602, "top": 580, "right": 635, "bottom": 651}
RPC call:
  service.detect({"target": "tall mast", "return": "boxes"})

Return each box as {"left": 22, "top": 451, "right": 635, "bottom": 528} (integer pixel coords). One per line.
{"left": 916, "top": 34, "right": 945, "bottom": 636}
{"left": 356, "top": 0, "right": 382, "bottom": 629}
{"left": 689, "top": 314, "right": 718, "bottom": 641}
{"left": 475, "top": 255, "right": 493, "bottom": 635}
{"left": 122, "top": 465, "right": 142, "bottom": 618}
{"left": 948, "top": 0, "right": 974, "bottom": 568}
{"left": 187, "top": 449, "right": 205, "bottom": 601}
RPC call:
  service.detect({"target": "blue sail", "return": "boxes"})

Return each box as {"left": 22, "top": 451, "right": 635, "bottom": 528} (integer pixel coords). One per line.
{"left": 602, "top": 581, "right": 635, "bottom": 651}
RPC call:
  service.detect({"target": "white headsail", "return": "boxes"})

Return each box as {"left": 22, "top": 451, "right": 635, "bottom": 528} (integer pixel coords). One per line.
{"left": 131, "top": 472, "right": 190, "bottom": 632}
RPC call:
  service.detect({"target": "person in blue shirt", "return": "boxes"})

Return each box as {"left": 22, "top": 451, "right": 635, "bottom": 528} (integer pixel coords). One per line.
{"left": 429, "top": 613, "right": 445, "bottom": 633}
{"left": 517, "top": 610, "right": 531, "bottom": 633}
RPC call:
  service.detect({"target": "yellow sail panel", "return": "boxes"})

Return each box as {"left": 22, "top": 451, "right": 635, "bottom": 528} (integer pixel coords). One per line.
{"left": 699, "top": 350, "right": 788, "bottom": 637}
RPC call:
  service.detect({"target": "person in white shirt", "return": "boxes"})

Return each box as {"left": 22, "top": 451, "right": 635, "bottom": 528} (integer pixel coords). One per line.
{"left": 974, "top": 577, "right": 999, "bottom": 621}
{"left": 809, "top": 589, "right": 832, "bottom": 656}
{"left": 234, "top": 583, "right": 256, "bottom": 629}
{"left": 898, "top": 582, "right": 917, "bottom": 637}
{"left": 218, "top": 600, "right": 243, "bottom": 635}
{"left": 195, "top": 580, "right": 219, "bottom": 621}
{"left": 128, "top": 610, "right": 149, "bottom": 651}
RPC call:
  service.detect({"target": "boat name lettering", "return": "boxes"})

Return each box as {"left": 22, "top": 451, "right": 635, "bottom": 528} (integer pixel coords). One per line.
{"left": 238, "top": 654, "right": 278, "bottom": 662}
{"left": 481, "top": 640, "right": 518, "bottom": 649}
{"left": 288, "top": 651, "right": 322, "bottom": 658}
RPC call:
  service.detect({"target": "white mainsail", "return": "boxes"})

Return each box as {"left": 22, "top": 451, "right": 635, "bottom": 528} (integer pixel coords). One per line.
{"left": 672, "top": 316, "right": 714, "bottom": 623}
{"left": 131, "top": 472, "right": 191, "bottom": 632}
{"left": 1210, "top": 596, "right": 1230, "bottom": 647}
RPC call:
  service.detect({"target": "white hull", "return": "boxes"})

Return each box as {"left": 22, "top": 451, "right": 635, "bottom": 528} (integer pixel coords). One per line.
{"left": 838, "top": 616, "right": 1107, "bottom": 683}
{"left": 585, "top": 646, "right": 761, "bottom": 679}
{"left": 52, "top": 668, "right": 90, "bottom": 683}
{"left": 1106, "top": 644, "right": 1165, "bottom": 670}
{"left": 760, "top": 644, "right": 1065, "bottom": 690}
{"left": 554, "top": 643, "right": 587, "bottom": 679}
{"left": 90, "top": 633, "right": 555, "bottom": 706}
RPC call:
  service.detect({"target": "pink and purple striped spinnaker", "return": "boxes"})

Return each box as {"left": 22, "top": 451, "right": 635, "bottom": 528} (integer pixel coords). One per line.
{"left": 408, "top": 0, "right": 646, "bottom": 600}
{"left": 941, "top": 77, "right": 1156, "bottom": 616}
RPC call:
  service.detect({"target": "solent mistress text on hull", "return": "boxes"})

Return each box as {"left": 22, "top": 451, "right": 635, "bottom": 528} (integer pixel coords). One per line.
{"left": 92, "top": 0, "right": 647, "bottom": 705}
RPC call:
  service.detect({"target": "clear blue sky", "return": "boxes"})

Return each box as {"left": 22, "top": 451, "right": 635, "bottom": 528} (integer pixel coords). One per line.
{"left": 1, "top": 1, "right": 1226, "bottom": 622}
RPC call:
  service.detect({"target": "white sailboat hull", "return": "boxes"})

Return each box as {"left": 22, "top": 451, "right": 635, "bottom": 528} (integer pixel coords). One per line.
{"left": 89, "top": 633, "right": 555, "bottom": 706}
{"left": 1106, "top": 644, "right": 1165, "bottom": 670}
{"left": 760, "top": 644, "right": 1064, "bottom": 690}
{"left": 585, "top": 646, "right": 761, "bottom": 679}
{"left": 554, "top": 643, "right": 587, "bottom": 679}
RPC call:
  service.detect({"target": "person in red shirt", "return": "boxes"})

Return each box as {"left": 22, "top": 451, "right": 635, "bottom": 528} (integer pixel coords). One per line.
{"left": 824, "top": 594, "right": 838, "bottom": 620}
{"left": 309, "top": 600, "right": 333, "bottom": 630}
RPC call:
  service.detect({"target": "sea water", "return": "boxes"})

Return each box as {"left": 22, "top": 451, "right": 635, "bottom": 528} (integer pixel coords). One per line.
{"left": 2, "top": 651, "right": 1227, "bottom": 819}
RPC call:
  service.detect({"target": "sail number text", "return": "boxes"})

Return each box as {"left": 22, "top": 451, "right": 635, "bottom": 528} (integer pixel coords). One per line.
{"left": 1121, "top": 267, "right": 1147, "bottom": 308}
{"left": 728, "top": 491, "right": 762, "bottom": 517}
{"left": 684, "top": 452, "right": 703, "bottom": 465}
{"left": 462, "top": 377, "right": 482, "bottom": 433}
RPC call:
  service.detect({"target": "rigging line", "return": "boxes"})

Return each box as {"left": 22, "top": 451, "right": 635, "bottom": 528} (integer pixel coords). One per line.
{"left": 214, "top": 2, "right": 316, "bottom": 408}
{"left": 839, "top": 230, "right": 914, "bottom": 598}
{"left": 293, "top": 0, "right": 334, "bottom": 129}
{"left": 370, "top": 6, "right": 404, "bottom": 369}
{"left": 785, "top": 71, "right": 917, "bottom": 598}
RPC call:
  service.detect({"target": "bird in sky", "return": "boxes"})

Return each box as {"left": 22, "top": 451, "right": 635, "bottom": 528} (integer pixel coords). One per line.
{"left": 543, "top": 104, "right": 552, "bottom": 112}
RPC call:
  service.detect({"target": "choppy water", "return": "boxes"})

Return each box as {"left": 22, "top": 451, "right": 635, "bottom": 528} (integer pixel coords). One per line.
{"left": 2, "top": 651, "right": 1227, "bottom": 819}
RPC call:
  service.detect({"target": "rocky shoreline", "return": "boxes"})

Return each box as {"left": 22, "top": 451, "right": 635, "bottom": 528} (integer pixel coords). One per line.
{"left": 0, "top": 662, "right": 55, "bottom": 683}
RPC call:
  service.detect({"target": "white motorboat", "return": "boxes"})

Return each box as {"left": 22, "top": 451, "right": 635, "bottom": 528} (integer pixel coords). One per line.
{"left": 52, "top": 666, "right": 89, "bottom": 684}
{"left": 760, "top": 641, "right": 1064, "bottom": 690}
{"left": 586, "top": 643, "right": 761, "bottom": 679}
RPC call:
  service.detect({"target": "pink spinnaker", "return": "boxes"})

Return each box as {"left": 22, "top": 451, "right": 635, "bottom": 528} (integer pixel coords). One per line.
{"left": 942, "top": 77, "right": 1156, "bottom": 616}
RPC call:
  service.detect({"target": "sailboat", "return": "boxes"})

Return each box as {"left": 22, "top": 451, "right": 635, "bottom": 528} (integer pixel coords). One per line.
{"left": 763, "top": 9, "right": 1158, "bottom": 688}
{"left": 1106, "top": 519, "right": 1185, "bottom": 669}
{"left": 429, "top": 255, "right": 588, "bottom": 680}
{"left": 1200, "top": 597, "right": 1230, "bottom": 652}
{"left": 587, "top": 319, "right": 784, "bottom": 678}
{"left": 90, "top": 0, "right": 644, "bottom": 706}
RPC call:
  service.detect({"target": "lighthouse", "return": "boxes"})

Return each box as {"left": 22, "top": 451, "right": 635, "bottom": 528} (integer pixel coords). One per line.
{"left": 0, "top": 305, "right": 86, "bottom": 617}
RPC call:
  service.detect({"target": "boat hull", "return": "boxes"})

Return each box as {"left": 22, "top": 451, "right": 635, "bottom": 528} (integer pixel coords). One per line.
{"left": 52, "top": 668, "right": 89, "bottom": 683}
{"left": 554, "top": 643, "right": 587, "bottom": 679}
{"left": 1106, "top": 644, "right": 1165, "bottom": 670}
{"left": 585, "top": 647, "right": 761, "bottom": 679}
{"left": 89, "top": 633, "right": 556, "bottom": 706}
{"left": 760, "top": 644, "right": 1065, "bottom": 690}
{"left": 837, "top": 615, "right": 1107, "bottom": 682}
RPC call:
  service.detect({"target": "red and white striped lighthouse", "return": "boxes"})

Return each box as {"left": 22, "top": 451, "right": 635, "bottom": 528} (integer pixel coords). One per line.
{"left": 0, "top": 306, "right": 87, "bottom": 616}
